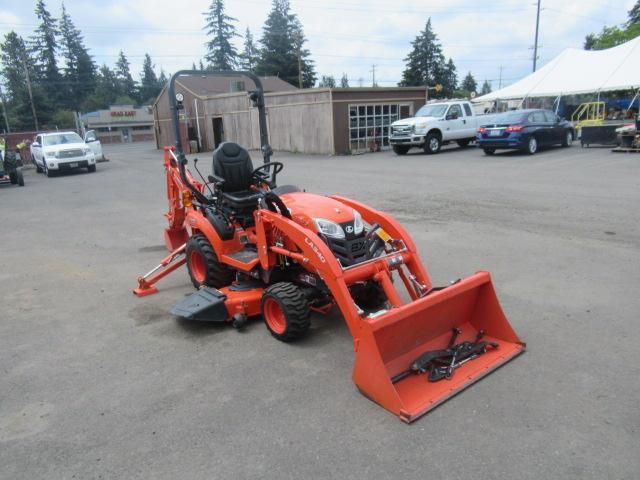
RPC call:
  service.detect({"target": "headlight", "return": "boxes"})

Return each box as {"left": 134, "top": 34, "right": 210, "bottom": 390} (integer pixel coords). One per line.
{"left": 45, "top": 151, "right": 56, "bottom": 158}
{"left": 413, "top": 123, "right": 428, "bottom": 134}
{"left": 313, "top": 218, "right": 345, "bottom": 239}
{"left": 352, "top": 209, "right": 364, "bottom": 235}
{"left": 83, "top": 147, "right": 91, "bottom": 154}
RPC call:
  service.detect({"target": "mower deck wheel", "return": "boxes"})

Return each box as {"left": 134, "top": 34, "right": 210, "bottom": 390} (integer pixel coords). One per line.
{"left": 185, "top": 233, "right": 235, "bottom": 289}
{"left": 262, "top": 282, "right": 310, "bottom": 342}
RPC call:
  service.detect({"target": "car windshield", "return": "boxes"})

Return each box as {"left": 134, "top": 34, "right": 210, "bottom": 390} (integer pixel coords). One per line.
{"left": 43, "top": 133, "right": 83, "bottom": 146}
{"left": 492, "top": 111, "right": 528, "bottom": 124}
{"left": 415, "top": 104, "right": 448, "bottom": 117}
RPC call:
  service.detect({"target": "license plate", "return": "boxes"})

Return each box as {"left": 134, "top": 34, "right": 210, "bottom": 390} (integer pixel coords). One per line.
{"left": 69, "top": 162, "right": 78, "bottom": 168}
{"left": 489, "top": 129, "right": 501, "bottom": 136}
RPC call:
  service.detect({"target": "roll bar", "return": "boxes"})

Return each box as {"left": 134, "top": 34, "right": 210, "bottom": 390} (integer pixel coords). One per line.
{"left": 167, "top": 70, "right": 274, "bottom": 204}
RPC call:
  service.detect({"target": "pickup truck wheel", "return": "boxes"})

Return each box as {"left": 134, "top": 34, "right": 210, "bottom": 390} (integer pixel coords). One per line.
{"left": 456, "top": 139, "right": 471, "bottom": 148}
{"left": 87, "top": 164, "right": 96, "bottom": 173}
{"left": 424, "top": 132, "right": 441, "bottom": 154}
{"left": 483, "top": 148, "right": 496, "bottom": 156}
{"left": 392, "top": 145, "right": 410, "bottom": 155}
{"left": 33, "top": 155, "right": 43, "bottom": 173}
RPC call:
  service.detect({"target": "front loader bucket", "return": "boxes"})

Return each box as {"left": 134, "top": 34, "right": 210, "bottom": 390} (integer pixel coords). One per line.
{"left": 352, "top": 271, "right": 524, "bottom": 423}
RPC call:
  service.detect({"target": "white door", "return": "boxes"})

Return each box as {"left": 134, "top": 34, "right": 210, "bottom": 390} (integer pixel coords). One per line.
{"left": 84, "top": 130, "right": 103, "bottom": 158}
{"left": 32, "top": 135, "right": 43, "bottom": 166}
{"left": 442, "top": 104, "right": 465, "bottom": 140}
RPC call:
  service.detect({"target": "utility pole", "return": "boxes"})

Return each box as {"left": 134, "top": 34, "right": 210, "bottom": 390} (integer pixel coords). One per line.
{"left": 0, "top": 84, "right": 10, "bottom": 134}
{"left": 498, "top": 65, "right": 503, "bottom": 89}
{"left": 370, "top": 64, "right": 377, "bottom": 87}
{"left": 21, "top": 54, "right": 39, "bottom": 131}
{"left": 295, "top": 31, "right": 303, "bottom": 89}
{"left": 533, "top": 0, "right": 542, "bottom": 72}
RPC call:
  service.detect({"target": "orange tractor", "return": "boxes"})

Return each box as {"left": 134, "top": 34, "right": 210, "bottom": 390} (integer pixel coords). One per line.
{"left": 135, "top": 71, "right": 525, "bottom": 422}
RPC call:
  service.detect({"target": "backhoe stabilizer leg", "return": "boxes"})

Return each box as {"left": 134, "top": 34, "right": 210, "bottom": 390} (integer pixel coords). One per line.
{"left": 133, "top": 244, "right": 187, "bottom": 297}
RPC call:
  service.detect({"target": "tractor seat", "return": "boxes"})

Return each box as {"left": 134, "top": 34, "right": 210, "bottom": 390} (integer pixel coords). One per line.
{"left": 212, "top": 142, "right": 262, "bottom": 209}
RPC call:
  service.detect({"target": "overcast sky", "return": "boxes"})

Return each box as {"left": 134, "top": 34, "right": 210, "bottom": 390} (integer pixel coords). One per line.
{"left": 0, "top": 0, "right": 635, "bottom": 90}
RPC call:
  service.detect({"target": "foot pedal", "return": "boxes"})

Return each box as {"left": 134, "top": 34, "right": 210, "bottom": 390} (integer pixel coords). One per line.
{"left": 170, "top": 287, "right": 229, "bottom": 322}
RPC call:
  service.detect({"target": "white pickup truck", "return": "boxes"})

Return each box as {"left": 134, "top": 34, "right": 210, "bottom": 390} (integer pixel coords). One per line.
{"left": 390, "top": 100, "right": 487, "bottom": 155}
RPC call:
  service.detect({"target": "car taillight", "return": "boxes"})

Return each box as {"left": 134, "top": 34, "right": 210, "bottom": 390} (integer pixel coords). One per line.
{"left": 505, "top": 125, "right": 524, "bottom": 133}
{"left": 477, "top": 127, "right": 486, "bottom": 134}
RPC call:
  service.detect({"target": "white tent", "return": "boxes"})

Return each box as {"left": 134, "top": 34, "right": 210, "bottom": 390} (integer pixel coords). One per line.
{"left": 474, "top": 36, "right": 640, "bottom": 102}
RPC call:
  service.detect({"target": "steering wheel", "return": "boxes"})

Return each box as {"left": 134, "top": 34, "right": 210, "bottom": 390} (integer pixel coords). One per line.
{"left": 251, "top": 162, "right": 284, "bottom": 184}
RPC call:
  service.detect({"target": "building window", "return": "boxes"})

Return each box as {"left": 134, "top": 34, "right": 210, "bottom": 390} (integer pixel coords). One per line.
{"left": 132, "top": 125, "right": 152, "bottom": 131}
{"left": 230, "top": 81, "right": 246, "bottom": 92}
{"left": 348, "top": 103, "right": 410, "bottom": 152}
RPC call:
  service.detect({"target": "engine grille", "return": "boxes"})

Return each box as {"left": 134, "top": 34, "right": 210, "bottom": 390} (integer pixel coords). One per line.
{"left": 391, "top": 125, "right": 412, "bottom": 136}
{"left": 58, "top": 149, "right": 85, "bottom": 159}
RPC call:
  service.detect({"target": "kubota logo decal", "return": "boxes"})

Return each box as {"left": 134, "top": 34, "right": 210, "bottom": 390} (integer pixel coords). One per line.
{"left": 304, "top": 237, "right": 325, "bottom": 263}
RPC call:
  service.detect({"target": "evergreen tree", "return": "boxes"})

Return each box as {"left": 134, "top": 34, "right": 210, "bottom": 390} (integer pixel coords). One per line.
{"left": 441, "top": 58, "right": 457, "bottom": 98}
{"left": 0, "top": 31, "right": 51, "bottom": 130}
{"left": 59, "top": 3, "right": 96, "bottom": 111}
{"left": 480, "top": 79, "right": 492, "bottom": 95}
{"left": 158, "top": 68, "right": 168, "bottom": 86}
{"left": 256, "top": 0, "right": 316, "bottom": 88}
{"left": 318, "top": 75, "right": 336, "bottom": 88}
{"left": 628, "top": 1, "right": 639, "bottom": 25}
{"left": 340, "top": 73, "right": 349, "bottom": 88}
{"left": 203, "top": 0, "right": 239, "bottom": 70}
{"left": 400, "top": 18, "right": 447, "bottom": 92}
{"left": 115, "top": 50, "right": 136, "bottom": 99}
{"left": 460, "top": 72, "right": 477, "bottom": 93}
{"left": 82, "top": 64, "right": 118, "bottom": 111}
{"left": 30, "top": 0, "right": 62, "bottom": 102}
{"left": 239, "top": 27, "right": 259, "bottom": 71}
{"left": 198, "top": 59, "right": 205, "bottom": 71}
{"left": 191, "top": 61, "right": 197, "bottom": 70}
{"left": 139, "top": 53, "right": 161, "bottom": 103}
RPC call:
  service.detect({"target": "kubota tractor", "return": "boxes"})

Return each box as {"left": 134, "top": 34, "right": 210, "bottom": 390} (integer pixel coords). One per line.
{"left": 135, "top": 71, "right": 525, "bottom": 422}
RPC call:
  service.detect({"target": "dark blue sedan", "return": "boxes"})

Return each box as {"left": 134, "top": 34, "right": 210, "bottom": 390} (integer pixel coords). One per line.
{"left": 476, "top": 109, "right": 575, "bottom": 155}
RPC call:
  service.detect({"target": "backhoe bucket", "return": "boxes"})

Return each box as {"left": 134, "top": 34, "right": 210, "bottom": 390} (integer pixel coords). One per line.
{"left": 352, "top": 271, "right": 524, "bottom": 423}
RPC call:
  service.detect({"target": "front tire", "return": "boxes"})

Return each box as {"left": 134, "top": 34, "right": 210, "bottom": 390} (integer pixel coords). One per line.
{"left": 424, "top": 132, "right": 441, "bottom": 154}
{"left": 525, "top": 136, "right": 538, "bottom": 155}
{"left": 17, "top": 170, "right": 24, "bottom": 186}
{"left": 562, "top": 130, "right": 573, "bottom": 147}
{"left": 483, "top": 148, "right": 496, "bottom": 156}
{"left": 392, "top": 145, "right": 410, "bottom": 155}
{"left": 185, "top": 233, "right": 235, "bottom": 289}
{"left": 87, "top": 164, "right": 96, "bottom": 173}
{"left": 261, "top": 282, "right": 310, "bottom": 342}
{"left": 33, "top": 155, "right": 43, "bottom": 173}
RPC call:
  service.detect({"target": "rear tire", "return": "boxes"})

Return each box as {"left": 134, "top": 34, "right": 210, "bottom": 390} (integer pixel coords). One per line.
{"left": 87, "top": 164, "right": 96, "bottom": 172}
{"left": 17, "top": 170, "right": 24, "bottom": 186}
{"left": 424, "top": 132, "right": 441, "bottom": 154}
{"left": 525, "top": 136, "right": 538, "bottom": 155}
{"left": 483, "top": 148, "right": 496, "bottom": 156}
{"left": 9, "top": 172, "right": 17, "bottom": 184}
{"left": 185, "top": 233, "right": 235, "bottom": 289}
{"left": 562, "top": 130, "right": 573, "bottom": 147}
{"left": 261, "top": 282, "right": 310, "bottom": 342}
{"left": 392, "top": 145, "right": 410, "bottom": 155}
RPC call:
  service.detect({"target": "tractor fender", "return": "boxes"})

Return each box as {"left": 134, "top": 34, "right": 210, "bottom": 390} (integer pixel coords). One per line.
{"left": 185, "top": 210, "right": 238, "bottom": 254}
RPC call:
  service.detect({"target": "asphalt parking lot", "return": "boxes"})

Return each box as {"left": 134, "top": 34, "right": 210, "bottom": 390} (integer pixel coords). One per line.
{"left": 2, "top": 141, "right": 639, "bottom": 479}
